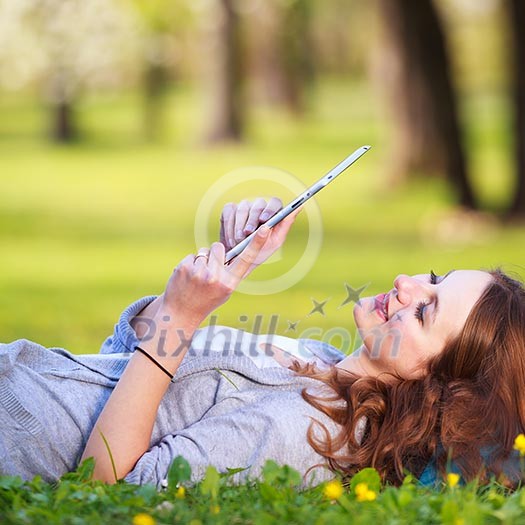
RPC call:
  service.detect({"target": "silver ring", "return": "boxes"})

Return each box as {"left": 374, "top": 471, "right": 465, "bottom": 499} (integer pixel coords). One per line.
{"left": 194, "top": 250, "right": 210, "bottom": 261}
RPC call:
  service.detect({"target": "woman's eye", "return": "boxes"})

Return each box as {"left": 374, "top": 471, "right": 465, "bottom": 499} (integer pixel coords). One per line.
{"left": 430, "top": 270, "right": 439, "bottom": 284}
{"left": 415, "top": 301, "right": 428, "bottom": 324}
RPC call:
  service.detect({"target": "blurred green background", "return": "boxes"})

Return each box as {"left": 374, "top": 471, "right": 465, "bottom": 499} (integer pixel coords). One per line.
{"left": 0, "top": 0, "right": 523, "bottom": 354}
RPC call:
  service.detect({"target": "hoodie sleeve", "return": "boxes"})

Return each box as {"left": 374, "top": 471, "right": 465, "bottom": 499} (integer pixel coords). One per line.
{"left": 99, "top": 296, "right": 158, "bottom": 355}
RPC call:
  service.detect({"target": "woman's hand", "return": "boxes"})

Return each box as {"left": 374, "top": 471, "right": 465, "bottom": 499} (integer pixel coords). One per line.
{"left": 160, "top": 228, "right": 263, "bottom": 325}
{"left": 220, "top": 197, "right": 300, "bottom": 267}
{"left": 162, "top": 197, "right": 299, "bottom": 326}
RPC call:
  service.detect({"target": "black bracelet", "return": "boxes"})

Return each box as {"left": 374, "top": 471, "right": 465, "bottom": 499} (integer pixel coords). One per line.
{"left": 135, "top": 346, "right": 174, "bottom": 381}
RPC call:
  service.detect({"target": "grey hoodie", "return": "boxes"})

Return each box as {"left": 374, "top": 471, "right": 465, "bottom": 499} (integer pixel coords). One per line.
{"left": 0, "top": 296, "right": 348, "bottom": 488}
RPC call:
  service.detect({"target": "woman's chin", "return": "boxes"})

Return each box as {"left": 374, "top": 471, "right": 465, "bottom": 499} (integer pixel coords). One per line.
{"left": 353, "top": 298, "right": 377, "bottom": 330}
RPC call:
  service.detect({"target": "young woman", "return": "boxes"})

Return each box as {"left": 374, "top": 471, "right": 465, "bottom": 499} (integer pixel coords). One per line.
{"left": 1, "top": 198, "right": 523, "bottom": 488}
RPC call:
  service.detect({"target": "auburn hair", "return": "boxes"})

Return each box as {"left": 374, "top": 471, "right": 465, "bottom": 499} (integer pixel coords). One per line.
{"left": 293, "top": 269, "right": 525, "bottom": 486}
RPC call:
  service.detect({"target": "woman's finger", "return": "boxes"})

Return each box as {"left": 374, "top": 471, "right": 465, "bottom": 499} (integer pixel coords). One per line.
{"left": 271, "top": 207, "right": 301, "bottom": 240}
{"left": 247, "top": 208, "right": 301, "bottom": 267}
{"left": 234, "top": 200, "right": 251, "bottom": 243}
{"left": 244, "top": 197, "right": 266, "bottom": 234}
{"left": 229, "top": 225, "right": 270, "bottom": 278}
{"left": 175, "top": 253, "right": 197, "bottom": 272}
{"left": 208, "top": 241, "right": 225, "bottom": 275}
{"left": 220, "top": 202, "right": 236, "bottom": 248}
{"left": 192, "top": 248, "right": 210, "bottom": 272}
{"left": 259, "top": 197, "right": 283, "bottom": 222}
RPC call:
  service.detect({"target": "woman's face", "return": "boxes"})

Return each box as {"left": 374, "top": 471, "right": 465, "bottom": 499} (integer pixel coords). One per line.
{"left": 352, "top": 269, "right": 492, "bottom": 379}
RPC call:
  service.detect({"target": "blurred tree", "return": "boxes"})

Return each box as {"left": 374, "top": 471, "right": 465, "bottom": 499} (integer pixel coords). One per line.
{"left": 0, "top": 0, "right": 139, "bottom": 143}
{"left": 248, "top": 0, "right": 314, "bottom": 115}
{"left": 507, "top": 0, "right": 525, "bottom": 218}
{"left": 201, "top": 0, "right": 244, "bottom": 143}
{"left": 310, "top": 0, "right": 373, "bottom": 76}
{"left": 131, "top": 0, "right": 188, "bottom": 142}
{"left": 376, "top": 0, "right": 476, "bottom": 209}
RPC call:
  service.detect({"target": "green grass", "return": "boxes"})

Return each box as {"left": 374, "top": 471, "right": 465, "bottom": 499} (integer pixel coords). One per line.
{"left": 2, "top": 457, "right": 525, "bottom": 525}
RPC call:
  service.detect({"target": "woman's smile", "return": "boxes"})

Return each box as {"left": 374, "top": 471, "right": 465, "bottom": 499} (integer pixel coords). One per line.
{"left": 373, "top": 293, "right": 389, "bottom": 322}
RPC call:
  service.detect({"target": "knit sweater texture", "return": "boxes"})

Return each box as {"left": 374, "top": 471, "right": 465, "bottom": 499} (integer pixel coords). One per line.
{"left": 0, "top": 296, "right": 348, "bottom": 488}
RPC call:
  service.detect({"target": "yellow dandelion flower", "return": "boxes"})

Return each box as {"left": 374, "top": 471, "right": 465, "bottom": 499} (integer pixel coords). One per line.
{"left": 210, "top": 505, "right": 220, "bottom": 515}
{"left": 176, "top": 486, "right": 186, "bottom": 499}
{"left": 447, "top": 473, "right": 460, "bottom": 488}
{"left": 514, "top": 434, "right": 525, "bottom": 455}
{"left": 364, "top": 489, "right": 377, "bottom": 501}
{"left": 323, "top": 479, "right": 344, "bottom": 500}
{"left": 355, "top": 482, "right": 376, "bottom": 502}
{"left": 132, "top": 513, "right": 155, "bottom": 525}
{"left": 355, "top": 482, "right": 368, "bottom": 498}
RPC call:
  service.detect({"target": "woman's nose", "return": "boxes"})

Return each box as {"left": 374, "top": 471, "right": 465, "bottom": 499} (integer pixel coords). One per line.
{"left": 393, "top": 274, "right": 429, "bottom": 304}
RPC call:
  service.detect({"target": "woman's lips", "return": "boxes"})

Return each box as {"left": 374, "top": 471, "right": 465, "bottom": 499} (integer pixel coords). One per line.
{"left": 374, "top": 293, "right": 389, "bottom": 322}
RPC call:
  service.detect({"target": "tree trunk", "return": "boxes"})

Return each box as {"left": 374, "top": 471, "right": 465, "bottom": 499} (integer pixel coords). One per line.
{"left": 48, "top": 70, "right": 77, "bottom": 143}
{"left": 52, "top": 100, "right": 76, "bottom": 143}
{"left": 202, "top": 0, "right": 243, "bottom": 144}
{"left": 507, "top": 0, "right": 525, "bottom": 218}
{"left": 249, "top": 0, "right": 314, "bottom": 115}
{"left": 143, "top": 62, "right": 169, "bottom": 142}
{"left": 376, "top": 0, "right": 476, "bottom": 209}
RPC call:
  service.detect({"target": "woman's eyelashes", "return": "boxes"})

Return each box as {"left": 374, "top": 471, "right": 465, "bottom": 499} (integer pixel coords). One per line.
{"left": 414, "top": 271, "right": 439, "bottom": 324}
{"left": 415, "top": 301, "right": 429, "bottom": 324}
